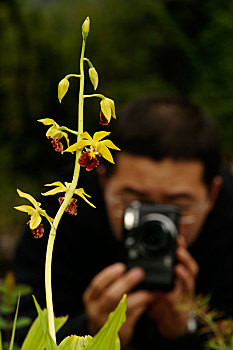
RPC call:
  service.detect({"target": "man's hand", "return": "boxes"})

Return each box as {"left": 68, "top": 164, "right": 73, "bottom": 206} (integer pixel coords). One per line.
{"left": 83, "top": 263, "right": 155, "bottom": 347}
{"left": 148, "top": 236, "right": 199, "bottom": 339}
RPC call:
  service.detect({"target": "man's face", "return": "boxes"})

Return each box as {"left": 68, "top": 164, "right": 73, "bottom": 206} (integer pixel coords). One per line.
{"left": 103, "top": 153, "right": 219, "bottom": 246}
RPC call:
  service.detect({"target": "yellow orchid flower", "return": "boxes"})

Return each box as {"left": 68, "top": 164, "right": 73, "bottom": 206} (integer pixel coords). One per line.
{"left": 100, "top": 98, "right": 116, "bottom": 125}
{"left": 14, "top": 189, "right": 46, "bottom": 236}
{"left": 42, "top": 182, "right": 96, "bottom": 215}
{"left": 64, "top": 131, "right": 120, "bottom": 170}
{"left": 38, "top": 118, "right": 70, "bottom": 153}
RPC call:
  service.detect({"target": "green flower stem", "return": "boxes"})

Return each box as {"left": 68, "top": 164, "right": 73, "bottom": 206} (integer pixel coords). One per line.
{"left": 45, "top": 37, "right": 86, "bottom": 343}
{"left": 59, "top": 126, "right": 78, "bottom": 135}
{"left": 65, "top": 74, "right": 81, "bottom": 79}
{"left": 78, "top": 39, "right": 86, "bottom": 135}
{"left": 84, "top": 93, "right": 105, "bottom": 99}
{"left": 83, "top": 57, "right": 93, "bottom": 68}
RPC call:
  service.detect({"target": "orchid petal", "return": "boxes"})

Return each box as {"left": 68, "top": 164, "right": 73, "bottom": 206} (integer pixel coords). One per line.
{"left": 46, "top": 126, "right": 62, "bottom": 139}
{"left": 75, "top": 193, "right": 96, "bottom": 208}
{"left": 64, "top": 140, "right": 91, "bottom": 153}
{"left": 80, "top": 132, "right": 92, "bottom": 141}
{"left": 100, "top": 139, "right": 120, "bottom": 150}
{"left": 41, "top": 187, "right": 66, "bottom": 196}
{"left": 30, "top": 212, "right": 42, "bottom": 230}
{"left": 98, "top": 144, "right": 114, "bottom": 163}
{"left": 17, "top": 189, "right": 39, "bottom": 209}
{"left": 64, "top": 143, "right": 79, "bottom": 154}
{"left": 44, "top": 182, "right": 65, "bottom": 188}
{"left": 107, "top": 98, "right": 116, "bottom": 119}
{"left": 74, "top": 188, "right": 91, "bottom": 198}
{"left": 75, "top": 140, "right": 92, "bottom": 149}
{"left": 62, "top": 132, "right": 70, "bottom": 147}
{"left": 37, "top": 118, "right": 57, "bottom": 126}
{"left": 14, "top": 205, "right": 36, "bottom": 214}
{"left": 100, "top": 99, "right": 111, "bottom": 122}
{"left": 93, "top": 131, "right": 111, "bottom": 144}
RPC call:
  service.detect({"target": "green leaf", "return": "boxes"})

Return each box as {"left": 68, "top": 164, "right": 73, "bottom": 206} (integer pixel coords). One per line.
{"left": 0, "top": 330, "right": 2, "bottom": 350}
{"left": 9, "top": 295, "right": 20, "bottom": 350}
{"left": 58, "top": 335, "right": 93, "bottom": 350}
{"left": 21, "top": 297, "right": 68, "bottom": 350}
{"left": 86, "top": 294, "right": 127, "bottom": 350}
{"left": 33, "top": 297, "right": 59, "bottom": 350}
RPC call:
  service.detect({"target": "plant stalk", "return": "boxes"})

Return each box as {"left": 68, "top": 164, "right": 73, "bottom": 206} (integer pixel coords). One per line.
{"left": 45, "top": 37, "right": 86, "bottom": 343}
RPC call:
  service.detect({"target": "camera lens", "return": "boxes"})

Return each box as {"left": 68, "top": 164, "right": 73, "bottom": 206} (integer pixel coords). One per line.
{"left": 141, "top": 220, "right": 170, "bottom": 254}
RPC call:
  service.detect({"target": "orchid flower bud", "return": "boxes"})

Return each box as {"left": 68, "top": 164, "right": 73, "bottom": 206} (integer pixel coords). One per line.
{"left": 82, "top": 17, "right": 90, "bottom": 40}
{"left": 89, "top": 67, "right": 99, "bottom": 90}
{"left": 58, "top": 78, "right": 69, "bottom": 103}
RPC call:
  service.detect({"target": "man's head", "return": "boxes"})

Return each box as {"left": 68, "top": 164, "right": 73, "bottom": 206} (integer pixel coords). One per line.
{"left": 99, "top": 95, "right": 222, "bottom": 245}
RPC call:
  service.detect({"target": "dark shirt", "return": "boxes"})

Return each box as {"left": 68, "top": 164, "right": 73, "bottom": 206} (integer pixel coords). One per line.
{"left": 13, "top": 167, "right": 233, "bottom": 349}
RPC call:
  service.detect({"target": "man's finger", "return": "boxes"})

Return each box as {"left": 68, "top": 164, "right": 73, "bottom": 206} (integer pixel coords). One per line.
{"left": 103, "top": 267, "right": 145, "bottom": 306}
{"left": 84, "top": 263, "right": 126, "bottom": 301}
{"left": 176, "top": 246, "right": 199, "bottom": 278}
{"left": 126, "top": 290, "right": 155, "bottom": 317}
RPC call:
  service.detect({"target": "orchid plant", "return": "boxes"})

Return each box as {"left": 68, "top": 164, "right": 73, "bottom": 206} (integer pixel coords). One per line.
{"left": 9, "top": 17, "right": 126, "bottom": 350}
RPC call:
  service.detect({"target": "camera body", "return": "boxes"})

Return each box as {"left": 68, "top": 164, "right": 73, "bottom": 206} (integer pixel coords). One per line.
{"left": 122, "top": 201, "right": 178, "bottom": 291}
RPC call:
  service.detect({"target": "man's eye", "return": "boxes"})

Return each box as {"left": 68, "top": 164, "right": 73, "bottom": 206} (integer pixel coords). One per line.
{"left": 176, "top": 204, "right": 192, "bottom": 213}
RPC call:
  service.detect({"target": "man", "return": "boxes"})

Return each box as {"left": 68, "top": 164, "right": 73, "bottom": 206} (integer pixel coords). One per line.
{"left": 14, "top": 95, "right": 233, "bottom": 349}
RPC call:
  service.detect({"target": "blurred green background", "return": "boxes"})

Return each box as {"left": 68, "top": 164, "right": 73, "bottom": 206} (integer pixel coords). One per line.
{"left": 1, "top": 0, "right": 233, "bottom": 276}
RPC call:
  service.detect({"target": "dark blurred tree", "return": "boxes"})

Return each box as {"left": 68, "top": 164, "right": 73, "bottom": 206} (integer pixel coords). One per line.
{"left": 0, "top": 0, "right": 233, "bottom": 274}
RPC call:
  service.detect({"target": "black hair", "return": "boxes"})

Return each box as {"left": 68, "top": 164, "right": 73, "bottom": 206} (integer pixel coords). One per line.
{"left": 107, "top": 95, "right": 221, "bottom": 186}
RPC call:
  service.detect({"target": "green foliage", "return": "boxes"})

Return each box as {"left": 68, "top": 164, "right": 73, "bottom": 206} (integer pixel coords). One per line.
{"left": 179, "top": 294, "right": 233, "bottom": 349}
{"left": 19, "top": 294, "right": 126, "bottom": 350}
{"left": 0, "top": 272, "right": 32, "bottom": 350}
{"left": 58, "top": 295, "right": 126, "bottom": 350}
{"left": 21, "top": 297, "right": 68, "bottom": 350}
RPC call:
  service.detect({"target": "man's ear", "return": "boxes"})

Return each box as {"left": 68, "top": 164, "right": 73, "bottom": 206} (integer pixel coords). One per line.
{"left": 97, "top": 165, "right": 108, "bottom": 190}
{"left": 208, "top": 175, "right": 223, "bottom": 211}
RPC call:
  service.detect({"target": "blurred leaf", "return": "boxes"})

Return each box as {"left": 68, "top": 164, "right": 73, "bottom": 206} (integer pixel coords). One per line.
{"left": 0, "top": 317, "right": 7, "bottom": 329}
{"left": 0, "top": 330, "right": 2, "bottom": 350}
{"left": 12, "top": 285, "right": 33, "bottom": 298}
{"left": 16, "top": 317, "right": 31, "bottom": 329}
{"left": 0, "top": 304, "right": 15, "bottom": 315}
{"left": 0, "top": 285, "right": 7, "bottom": 294}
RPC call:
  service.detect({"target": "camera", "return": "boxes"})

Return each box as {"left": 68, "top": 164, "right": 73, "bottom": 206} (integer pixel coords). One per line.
{"left": 122, "top": 201, "right": 178, "bottom": 291}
